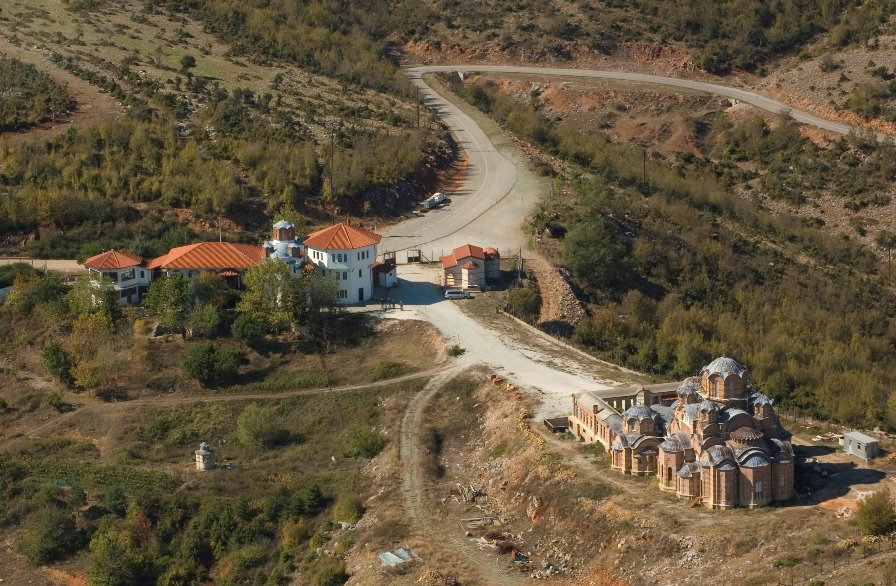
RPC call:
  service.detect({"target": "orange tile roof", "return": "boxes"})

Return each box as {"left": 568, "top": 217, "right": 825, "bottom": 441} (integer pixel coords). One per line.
{"left": 146, "top": 242, "right": 265, "bottom": 270}
{"left": 303, "top": 223, "right": 381, "bottom": 250}
{"left": 453, "top": 244, "right": 485, "bottom": 261}
{"left": 440, "top": 243, "right": 487, "bottom": 269}
{"left": 460, "top": 260, "right": 479, "bottom": 270}
{"left": 83, "top": 249, "right": 144, "bottom": 270}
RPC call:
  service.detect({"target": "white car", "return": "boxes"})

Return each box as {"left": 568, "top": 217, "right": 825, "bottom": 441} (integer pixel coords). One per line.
{"left": 444, "top": 289, "right": 471, "bottom": 299}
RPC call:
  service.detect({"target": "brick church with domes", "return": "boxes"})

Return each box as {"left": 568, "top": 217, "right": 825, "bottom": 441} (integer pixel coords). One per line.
{"left": 572, "top": 358, "right": 794, "bottom": 509}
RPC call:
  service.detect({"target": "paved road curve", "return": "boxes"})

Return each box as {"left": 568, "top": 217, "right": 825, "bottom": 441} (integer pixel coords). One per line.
{"left": 379, "top": 72, "right": 531, "bottom": 257}
{"left": 410, "top": 64, "right": 896, "bottom": 144}
{"left": 383, "top": 64, "right": 894, "bottom": 258}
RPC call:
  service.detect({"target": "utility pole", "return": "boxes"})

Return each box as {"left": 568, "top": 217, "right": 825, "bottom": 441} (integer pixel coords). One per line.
{"left": 328, "top": 129, "right": 336, "bottom": 217}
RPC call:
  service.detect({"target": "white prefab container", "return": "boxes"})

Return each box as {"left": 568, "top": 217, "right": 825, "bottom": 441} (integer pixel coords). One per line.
{"left": 843, "top": 431, "right": 880, "bottom": 461}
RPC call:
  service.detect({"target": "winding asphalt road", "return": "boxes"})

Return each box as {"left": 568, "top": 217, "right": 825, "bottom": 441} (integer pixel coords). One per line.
{"left": 380, "top": 64, "right": 895, "bottom": 258}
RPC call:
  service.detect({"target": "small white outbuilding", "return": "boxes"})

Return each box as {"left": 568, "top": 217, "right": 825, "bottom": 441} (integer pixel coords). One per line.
{"left": 843, "top": 431, "right": 879, "bottom": 462}
{"left": 195, "top": 442, "right": 215, "bottom": 471}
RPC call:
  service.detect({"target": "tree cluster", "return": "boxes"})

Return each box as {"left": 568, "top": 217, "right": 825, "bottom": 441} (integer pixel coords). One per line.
{"left": 151, "top": 0, "right": 431, "bottom": 94}
{"left": 0, "top": 55, "right": 74, "bottom": 131}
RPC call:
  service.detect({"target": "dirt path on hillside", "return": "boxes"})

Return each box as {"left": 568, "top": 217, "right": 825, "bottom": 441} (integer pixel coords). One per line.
{"left": 398, "top": 368, "right": 529, "bottom": 586}
{"left": 2, "top": 366, "right": 439, "bottom": 446}
{"left": 0, "top": 36, "right": 124, "bottom": 146}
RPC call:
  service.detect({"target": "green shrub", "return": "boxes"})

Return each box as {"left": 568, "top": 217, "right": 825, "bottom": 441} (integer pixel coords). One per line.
{"left": 44, "top": 390, "right": 66, "bottom": 412}
{"left": 0, "top": 262, "right": 40, "bottom": 288}
{"left": 371, "top": 360, "right": 410, "bottom": 380}
{"left": 331, "top": 494, "right": 364, "bottom": 524}
{"left": 40, "top": 341, "right": 72, "bottom": 385}
{"left": 186, "top": 302, "right": 221, "bottom": 338}
{"left": 179, "top": 54, "right": 196, "bottom": 73}
{"left": 343, "top": 427, "right": 385, "bottom": 459}
{"left": 181, "top": 343, "right": 241, "bottom": 386}
{"left": 231, "top": 313, "right": 265, "bottom": 348}
{"left": 315, "top": 563, "right": 349, "bottom": 586}
{"left": 856, "top": 489, "right": 895, "bottom": 536}
{"left": 18, "top": 509, "right": 82, "bottom": 565}
{"left": 447, "top": 344, "right": 465, "bottom": 357}
{"left": 506, "top": 286, "right": 540, "bottom": 323}
{"left": 0, "top": 55, "right": 74, "bottom": 131}
{"left": 236, "top": 403, "right": 289, "bottom": 450}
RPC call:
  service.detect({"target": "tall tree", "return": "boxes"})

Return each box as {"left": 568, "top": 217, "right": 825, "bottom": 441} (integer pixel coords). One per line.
{"left": 68, "top": 274, "right": 120, "bottom": 319}
{"left": 236, "top": 259, "right": 302, "bottom": 329}
{"left": 144, "top": 273, "right": 190, "bottom": 329}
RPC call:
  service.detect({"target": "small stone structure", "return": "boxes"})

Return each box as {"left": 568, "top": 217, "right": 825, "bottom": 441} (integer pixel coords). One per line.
{"left": 843, "top": 431, "right": 879, "bottom": 461}
{"left": 195, "top": 442, "right": 215, "bottom": 471}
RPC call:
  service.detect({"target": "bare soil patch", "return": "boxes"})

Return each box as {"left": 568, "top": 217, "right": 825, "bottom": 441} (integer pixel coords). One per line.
{"left": 364, "top": 372, "right": 896, "bottom": 586}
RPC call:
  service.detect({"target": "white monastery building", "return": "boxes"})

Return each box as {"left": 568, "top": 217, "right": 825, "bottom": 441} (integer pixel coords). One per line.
{"left": 79, "top": 220, "right": 386, "bottom": 306}
{"left": 83, "top": 249, "right": 152, "bottom": 305}
{"left": 303, "top": 222, "right": 382, "bottom": 304}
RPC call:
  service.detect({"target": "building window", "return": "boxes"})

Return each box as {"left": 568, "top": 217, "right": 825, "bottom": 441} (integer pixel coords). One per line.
{"left": 339, "top": 289, "right": 348, "bottom": 299}
{"left": 121, "top": 268, "right": 135, "bottom": 281}
{"left": 754, "top": 481, "right": 763, "bottom": 501}
{"left": 342, "top": 272, "right": 347, "bottom": 280}
{"left": 358, "top": 269, "right": 362, "bottom": 277}
{"left": 140, "top": 270, "right": 145, "bottom": 279}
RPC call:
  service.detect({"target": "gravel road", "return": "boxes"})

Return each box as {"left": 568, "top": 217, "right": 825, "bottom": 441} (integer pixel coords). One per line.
{"left": 409, "top": 65, "right": 896, "bottom": 145}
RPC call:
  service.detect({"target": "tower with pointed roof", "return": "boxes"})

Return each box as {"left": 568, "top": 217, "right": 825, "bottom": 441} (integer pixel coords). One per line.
{"left": 303, "top": 222, "right": 382, "bottom": 304}
{"left": 263, "top": 220, "right": 305, "bottom": 276}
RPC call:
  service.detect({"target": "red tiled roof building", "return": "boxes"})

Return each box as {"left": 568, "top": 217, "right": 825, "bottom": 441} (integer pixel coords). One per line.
{"left": 81, "top": 249, "right": 151, "bottom": 306}
{"left": 303, "top": 223, "right": 382, "bottom": 304}
{"left": 440, "top": 244, "right": 499, "bottom": 289}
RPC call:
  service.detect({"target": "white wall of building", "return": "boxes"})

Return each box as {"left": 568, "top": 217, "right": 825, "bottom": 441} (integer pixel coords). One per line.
{"left": 306, "top": 244, "right": 376, "bottom": 304}
{"left": 90, "top": 267, "right": 152, "bottom": 305}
